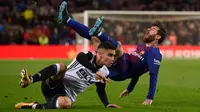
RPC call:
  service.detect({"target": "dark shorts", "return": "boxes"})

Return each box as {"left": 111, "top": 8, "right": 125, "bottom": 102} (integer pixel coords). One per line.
{"left": 41, "top": 78, "right": 65, "bottom": 102}
{"left": 108, "top": 53, "right": 129, "bottom": 81}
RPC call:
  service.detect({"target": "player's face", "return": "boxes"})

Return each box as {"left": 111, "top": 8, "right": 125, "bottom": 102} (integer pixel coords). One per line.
{"left": 100, "top": 49, "right": 115, "bottom": 67}
{"left": 143, "top": 26, "right": 160, "bottom": 43}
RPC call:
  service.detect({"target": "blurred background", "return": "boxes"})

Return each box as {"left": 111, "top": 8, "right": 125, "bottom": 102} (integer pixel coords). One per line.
{"left": 0, "top": 0, "right": 200, "bottom": 46}
{"left": 1, "top": 1, "right": 200, "bottom": 111}
{"left": 0, "top": 0, "right": 200, "bottom": 59}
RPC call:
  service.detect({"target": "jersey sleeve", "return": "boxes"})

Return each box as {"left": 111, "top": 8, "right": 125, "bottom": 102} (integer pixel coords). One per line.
{"left": 76, "top": 51, "right": 99, "bottom": 73}
{"left": 146, "top": 50, "right": 162, "bottom": 99}
{"left": 126, "top": 76, "right": 140, "bottom": 92}
{"left": 147, "top": 51, "right": 162, "bottom": 75}
{"left": 93, "top": 66, "right": 110, "bottom": 83}
{"left": 99, "top": 65, "right": 110, "bottom": 77}
{"left": 95, "top": 82, "right": 109, "bottom": 107}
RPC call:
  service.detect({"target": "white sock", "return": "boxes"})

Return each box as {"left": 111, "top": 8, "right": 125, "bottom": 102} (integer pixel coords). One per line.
{"left": 55, "top": 63, "right": 61, "bottom": 75}
{"left": 67, "top": 18, "right": 71, "bottom": 23}
{"left": 56, "top": 99, "right": 60, "bottom": 109}
{"left": 32, "top": 104, "right": 37, "bottom": 109}
{"left": 30, "top": 73, "right": 41, "bottom": 83}
{"left": 97, "top": 32, "right": 102, "bottom": 37}
{"left": 30, "top": 77, "right": 33, "bottom": 83}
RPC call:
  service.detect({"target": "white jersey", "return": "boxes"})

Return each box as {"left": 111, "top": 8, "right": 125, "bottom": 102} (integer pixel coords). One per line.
{"left": 62, "top": 55, "right": 109, "bottom": 102}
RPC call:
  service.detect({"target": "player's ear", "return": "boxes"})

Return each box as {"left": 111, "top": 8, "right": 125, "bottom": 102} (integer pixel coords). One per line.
{"left": 98, "top": 52, "right": 105, "bottom": 59}
{"left": 156, "top": 35, "right": 161, "bottom": 40}
{"left": 96, "top": 49, "right": 104, "bottom": 57}
{"left": 96, "top": 52, "right": 101, "bottom": 58}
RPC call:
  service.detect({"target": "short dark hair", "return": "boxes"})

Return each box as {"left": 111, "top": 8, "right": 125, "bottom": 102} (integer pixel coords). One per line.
{"left": 152, "top": 21, "right": 167, "bottom": 44}
{"left": 97, "top": 41, "right": 116, "bottom": 50}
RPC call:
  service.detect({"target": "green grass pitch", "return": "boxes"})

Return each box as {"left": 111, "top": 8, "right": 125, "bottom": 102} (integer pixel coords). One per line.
{"left": 0, "top": 59, "right": 200, "bottom": 112}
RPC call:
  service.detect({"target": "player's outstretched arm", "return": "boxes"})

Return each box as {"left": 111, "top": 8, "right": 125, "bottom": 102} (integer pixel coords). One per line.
{"left": 145, "top": 50, "right": 162, "bottom": 105}
{"left": 120, "top": 76, "right": 139, "bottom": 98}
{"left": 95, "top": 82, "right": 120, "bottom": 108}
{"left": 143, "top": 73, "right": 158, "bottom": 105}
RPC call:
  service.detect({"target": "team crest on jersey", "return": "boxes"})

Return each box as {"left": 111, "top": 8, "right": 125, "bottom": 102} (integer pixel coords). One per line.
{"left": 140, "top": 51, "right": 145, "bottom": 55}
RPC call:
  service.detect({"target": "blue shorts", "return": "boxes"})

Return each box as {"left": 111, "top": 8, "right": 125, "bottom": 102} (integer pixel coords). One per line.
{"left": 107, "top": 53, "right": 129, "bottom": 81}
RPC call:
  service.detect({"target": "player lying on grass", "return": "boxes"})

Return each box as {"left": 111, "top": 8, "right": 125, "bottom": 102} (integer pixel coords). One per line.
{"left": 57, "top": 1, "right": 167, "bottom": 107}
{"left": 15, "top": 42, "right": 117, "bottom": 109}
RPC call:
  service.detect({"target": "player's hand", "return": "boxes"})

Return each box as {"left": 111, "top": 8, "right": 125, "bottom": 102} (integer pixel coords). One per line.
{"left": 142, "top": 99, "right": 153, "bottom": 105}
{"left": 107, "top": 104, "right": 121, "bottom": 108}
{"left": 119, "top": 89, "right": 130, "bottom": 98}
{"left": 96, "top": 71, "right": 111, "bottom": 83}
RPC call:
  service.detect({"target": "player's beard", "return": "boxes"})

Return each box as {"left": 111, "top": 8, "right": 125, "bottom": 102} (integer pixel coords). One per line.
{"left": 143, "top": 34, "right": 156, "bottom": 43}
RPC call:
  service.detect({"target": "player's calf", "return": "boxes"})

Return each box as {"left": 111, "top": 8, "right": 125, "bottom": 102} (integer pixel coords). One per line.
{"left": 20, "top": 63, "right": 67, "bottom": 88}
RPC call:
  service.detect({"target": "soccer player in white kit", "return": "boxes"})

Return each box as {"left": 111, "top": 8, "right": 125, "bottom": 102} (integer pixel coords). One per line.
{"left": 15, "top": 41, "right": 116, "bottom": 109}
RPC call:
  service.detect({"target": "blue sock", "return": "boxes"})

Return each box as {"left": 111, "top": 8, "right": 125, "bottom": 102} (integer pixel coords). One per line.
{"left": 66, "top": 18, "right": 92, "bottom": 40}
{"left": 98, "top": 32, "right": 118, "bottom": 48}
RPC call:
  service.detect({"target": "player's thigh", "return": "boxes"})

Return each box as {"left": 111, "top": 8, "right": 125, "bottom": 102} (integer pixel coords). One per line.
{"left": 57, "top": 96, "right": 72, "bottom": 109}
{"left": 41, "top": 78, "right": 65, "bottom": 101}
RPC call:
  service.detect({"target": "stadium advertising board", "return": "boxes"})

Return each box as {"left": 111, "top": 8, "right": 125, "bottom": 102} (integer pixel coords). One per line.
{"left": 0, "top": 45, "right": 200, "bottom": 59}
{"left": 123, "top": 46, "right": 200, "bottom": 59}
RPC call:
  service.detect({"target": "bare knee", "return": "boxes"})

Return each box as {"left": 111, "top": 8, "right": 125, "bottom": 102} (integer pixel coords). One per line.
{"left": 57, "top": 96, "right": 72, "bottom": 109}
{"left": 114, "top": 41, "right": 124, "bottom": 59}
{"left": 91, "top": 36, "right": 101, "bottom": 49}
{"left": 51, "top": 63, "right": 66, "bottom": 80}
{"left": 117, "top": 41, "right": 122, "bottom": 50}
{"left": 59, "top": 63, "right": 67, "bottom": 73}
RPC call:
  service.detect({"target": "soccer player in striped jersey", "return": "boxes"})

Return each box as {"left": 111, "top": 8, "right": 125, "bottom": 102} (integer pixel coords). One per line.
{"left": 57, "top": 1, "right": 167, "bottom": 107}
{"left": 15, "top": 42, "right": 116, "bottom": 109}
